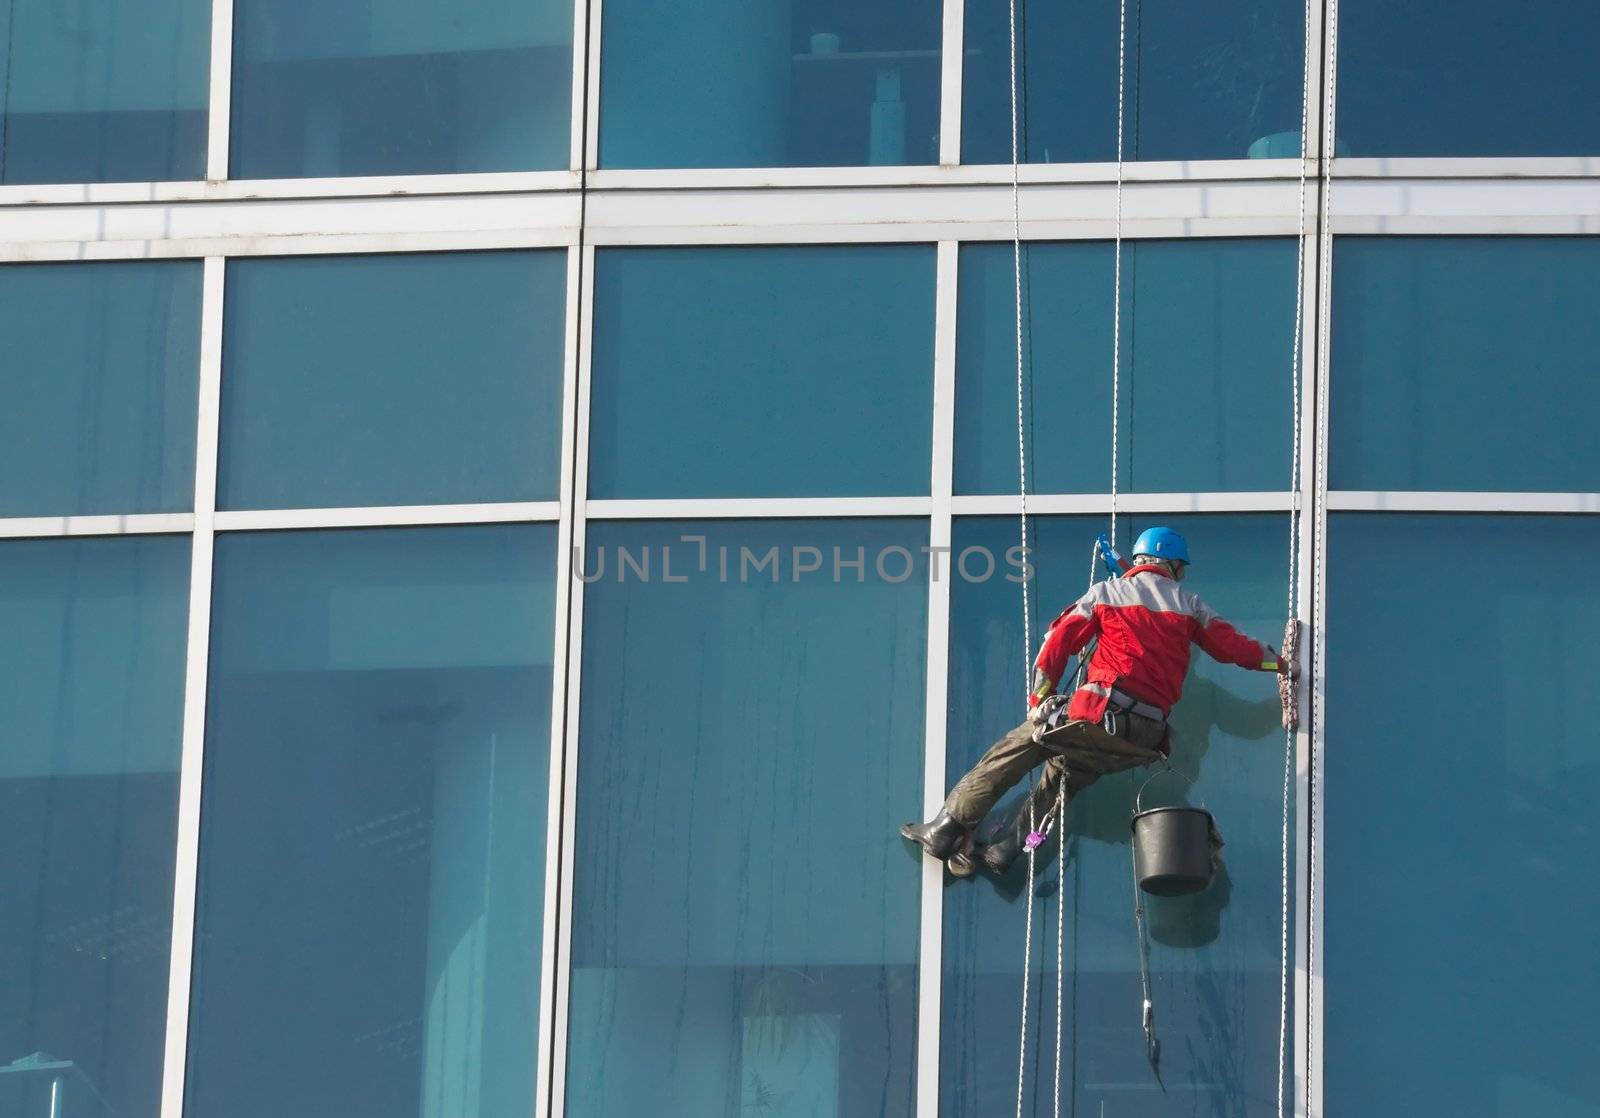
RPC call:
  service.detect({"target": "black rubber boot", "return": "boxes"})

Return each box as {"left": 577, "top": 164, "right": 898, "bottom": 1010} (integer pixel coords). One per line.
{"left": 900, "top": 809, "right": 970, "bottom": 861}
{"left": 976, "top": 801, "right": 1034, "bottom": 876}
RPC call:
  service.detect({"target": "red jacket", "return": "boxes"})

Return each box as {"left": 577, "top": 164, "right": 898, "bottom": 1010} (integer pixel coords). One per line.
{"left": 1030, "top": 565, "right": 1279, "bottom": 723}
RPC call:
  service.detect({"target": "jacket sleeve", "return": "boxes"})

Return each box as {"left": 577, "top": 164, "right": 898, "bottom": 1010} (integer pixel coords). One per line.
{"left": 1029, "top": 592, "right": 1101, "bottom": 705}
{"left": 1188, "top": 592, "right": 1278, "bottom": 671}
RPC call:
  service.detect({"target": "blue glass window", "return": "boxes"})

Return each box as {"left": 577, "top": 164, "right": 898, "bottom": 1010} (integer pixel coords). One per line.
{"left": 230, "top": 0, "right": 573, "bottom": 179}
{"left": 1331, "top": 238, "right": 1600, "bottom": 492}
{"left": 1326, "top": 514, "right": 1600, "bottom": 1114}
{"left": 0, "top": 535, "right": 189, "bottom": 1118}
{"left": 956, "top": 240, "right": 1297, "bottom": 495}
{"left": 0, "top": 261, "right": 201, "bottom": 518}
{"left": 962, "top": 0, "right": 1305, "bottom": 165}
{"left": 943, "top": 514, "right": 1291, "bottom": 1116}
{"left": 599, "top": 0, "right": 940, "bottom": 168}
{"left": 1337, "top": 3, "right": 1600, "bottom": 156}
{"left": 567, "top": 519, "right": 927, "bottom": 1118}
{"left": 219, "top": 251, "right": 567, "bottom": 511}
{"left": 185, "top": 524, "right": 556, "bottom": 1118}
{"left": 0, "top": 0, "right": 209, "bottom": 184}
{"left": 589, "top": 246, "right": 935, "bottom": 499}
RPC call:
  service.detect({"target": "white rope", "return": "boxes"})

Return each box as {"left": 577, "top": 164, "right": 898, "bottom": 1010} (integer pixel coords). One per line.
{"left": 1308, "top": 0, "right": 1338, "bottom": 1105}
{"left": 1052, "top": 775, "right": 1065, "bottom": 1118}
{"left": 1007, "top": 0, "right": 1035, "bottom": 1114}
{"left": 1109, "top": 0, "right": 1127, "bottom": 544}
{"left": 1277, "top": 0, "right": 1314, "bottom": 1106}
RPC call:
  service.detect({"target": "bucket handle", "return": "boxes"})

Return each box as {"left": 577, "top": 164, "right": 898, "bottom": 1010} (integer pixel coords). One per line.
{"left": 1134, "top": 767, "right": 1198, "bottom": 815}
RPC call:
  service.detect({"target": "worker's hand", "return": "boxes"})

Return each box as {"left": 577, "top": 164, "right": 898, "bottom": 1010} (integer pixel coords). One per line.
{"left": 1272, "top": 647, "right": 1300, "bottom": 681}
{"left": 1029, "top": 693, "right": 1064, "bottom": 726}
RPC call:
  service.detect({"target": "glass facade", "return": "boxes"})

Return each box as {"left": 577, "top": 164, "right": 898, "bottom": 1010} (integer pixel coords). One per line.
{"left": 0, "top": 535, "right": 190, "bottom": 1118}
{"left": 6, "top": 6, "right": 1592, "bottom": 1118}
{"left": 956, "top": 240, "right": 1298, "bottom": 495}
{"left": 0, "top": 0, "right": 210, "bottom": 184}
{"left": 1327, "top": 515, "right": 1600, "bottom": 1115}
{"left": 962, "top": 0, "right": 1305, "bottom": 164}
{"left": 943, "top": 515, "right": 1290, "bottom": 1117}
{"left": 230, "top": 0, "right": 573, "bottom": 178}
{"left": 589, "top": 246, "right": 935, "bottom": 499}
{"left": 1331, "top": 237, "right": 1600, "bottom": 493}
{"left": 1338, "top": 3, "right": 1600, "bottom": 157}
{"left": 184, "top": 525, "right": 556, "bottom": 1118}
{"left": 568, "top": 519, "right": 927, "bottom": 1118}
{"left": 599, "top": 0, "right": 940, "bottom": 168}
{"left": 0, "top": 261, "right": 202, "bottom": 518}
{"left": 219, "top": 251, "right": 566, "bottom": 510}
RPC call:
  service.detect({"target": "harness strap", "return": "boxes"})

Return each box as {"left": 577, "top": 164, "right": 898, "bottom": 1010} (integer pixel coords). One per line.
{"left": 1078, "top": 681, "right": 1166, "bottom": 723}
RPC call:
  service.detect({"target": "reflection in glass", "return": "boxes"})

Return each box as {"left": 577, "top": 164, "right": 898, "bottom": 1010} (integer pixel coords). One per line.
{"left": 955, "top": 240, "right": 1297, "bottom": 495}
{"left": 230, "top": 0, "right": 573, "bottom": 178}
{"left": 1332, "top": 237, "right": 1600, "bottom": 492}
{"left": 600, "top": 0, "right": 940, "bottom": 168}
{"left": 0, "top": 536, "right": 190, "bottom": 1118}
{"left": 1337, "top": 2, "right": 1600, "bottom": 156}
{"left": 0, "top": 261, "right": 202, "bottom": 518}
{"left": 1327, "top": 515, "right": 1600, "bottom": 1114}
{"left": 942, "top": 515, "right": 1289, "bottom": 1117}
{"left": 219, "top": 251, "right": 567, "bottom": 511}
{"left": 567, "top": 519, "right": 927, "bottom": 1118}
{"left": 962, "top": 0, "right": 1304, "bottom": 165}
{"left": 589, "top": 246, "right": 935, "bottom": 499}
{"left": 185, "top": 525, "right": 556, "bottom": 1118}
{"left": 0, "top": 0, "right": 209, "bottom": 184}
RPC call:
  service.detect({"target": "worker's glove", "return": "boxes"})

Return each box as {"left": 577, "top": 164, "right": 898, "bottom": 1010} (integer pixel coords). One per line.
{"left": 1269, "top": 646, "right": 1300, "bottom": 681}
{"left": 1028, "top": 693, "right": 1066, "bottom": 726}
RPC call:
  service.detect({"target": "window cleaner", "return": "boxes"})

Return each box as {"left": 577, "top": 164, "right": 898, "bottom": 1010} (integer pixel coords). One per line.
{"left": 899, "top": 527, "right": 1300, "bottom": 878}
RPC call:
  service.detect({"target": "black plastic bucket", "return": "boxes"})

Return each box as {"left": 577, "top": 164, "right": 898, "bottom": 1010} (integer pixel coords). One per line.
{"left": 1131, "top": 806, "right": 1215, "bottom": 896}
{"left": 1131, "top": 769, "right": 1215, "bottom": 897}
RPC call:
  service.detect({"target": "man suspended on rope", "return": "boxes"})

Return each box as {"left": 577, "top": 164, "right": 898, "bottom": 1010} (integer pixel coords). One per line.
{"left": 901, "top": 526, "right": 1298, "bottom": 878}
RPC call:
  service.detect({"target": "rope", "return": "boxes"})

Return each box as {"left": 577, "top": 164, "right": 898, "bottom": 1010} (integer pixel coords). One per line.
{"left": 1109, "top": 0, "right": 1127, "bottom": 542}
{"left": 1053, "top": 776, "right": 1065, "bottom": 1118}
{"left": 1278, "top": 0, "right": 1315, "bottom": 1108}
{"left": 1308, "top": 0, "right": 1339, "bottom": 1104}
{"left": 1006, "top": 1, "right": 1035, "bottom": 1114}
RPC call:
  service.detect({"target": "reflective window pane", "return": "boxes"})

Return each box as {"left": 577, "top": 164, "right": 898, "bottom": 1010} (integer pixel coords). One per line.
{"left": 186, "top": 525, "right": 556, "bottom": 1118}
{"left": 956, "top": 240, "right": 1297, "bottom": 495}
{"left": 962, "top": 0, "right": 1304, "bottom": 165}
{"left": 590, "top": 246, "right": 935, "bottom": 499}
{"left": 0, "top": 0, "right": 209, "bottom": 184}
{"left": 568, "top": 519, "right": 927, "bottom": 1118}
{"left": 1331, "top": 238, "right": 1600, "bottom": 492}
{"left": 0, "top": 536, "right": 190, "bottom": 1118}
{"left": 943, "top": 515, "right": 1290, "bottom": 1116}
{"left": 230, "top": 0, "right": 573, "bottom": 179}
{"left": 1338, "top": 3, "right": 1600, "bottom": 156}
{"left": 1327, "top": 515, "right": 1600, "bottom": 1114}
{"left": 0, "top": 261, "right": 201, "bottom": 518}
{"left": 219, "top": 251, "right": 566, "bottom": 510}
{"left": 599, "top": 0, "right": 940, "bottom": 168}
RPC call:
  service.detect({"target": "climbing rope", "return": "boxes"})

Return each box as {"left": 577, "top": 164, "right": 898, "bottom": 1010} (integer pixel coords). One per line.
{"left": 1109, "top": 0, "right": 1127, "bottom": 544}
{"left": 1006, "top": 0, "right": 1035, "bottom": 1112}
{"left": 1307, "top": 0, "right": 1339, "bottom": 1104}
{"left": 1009, "top": 0, "right": 1136, "bottom": 1107}
{"left": 1277, "top": 0, "right": 1316, "bottom": 1109}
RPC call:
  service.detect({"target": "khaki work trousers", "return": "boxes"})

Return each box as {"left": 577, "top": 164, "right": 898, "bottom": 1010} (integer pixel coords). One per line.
{"left": 944, "top": 712, "right": 1168, "bottom": 830}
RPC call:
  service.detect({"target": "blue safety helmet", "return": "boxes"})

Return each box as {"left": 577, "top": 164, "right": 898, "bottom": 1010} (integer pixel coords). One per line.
{"left": 1132, "top": 526, "right": 1190, "bottom": 565}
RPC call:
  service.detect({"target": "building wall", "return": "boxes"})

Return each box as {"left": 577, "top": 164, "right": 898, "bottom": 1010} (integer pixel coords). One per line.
{"left": 1, "top": 2, "right": 1597, "bottom": 1116}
